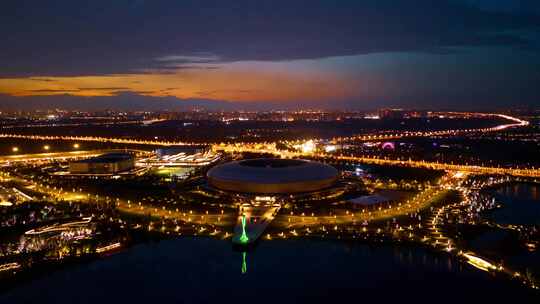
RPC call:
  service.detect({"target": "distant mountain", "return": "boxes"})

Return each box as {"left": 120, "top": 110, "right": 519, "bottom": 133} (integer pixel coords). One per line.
{"left": 0, "top": 92, "right": 362, "bottom": 111}
{"left": 0, "top": 92, "right": 240, "bottom": 111}
{"left": 1, "top": 92, "right": 525, "bottom": 112}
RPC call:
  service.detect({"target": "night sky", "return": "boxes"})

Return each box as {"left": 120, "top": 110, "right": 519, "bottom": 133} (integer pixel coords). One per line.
{"left": 1, "top": 0, "right": 540, "bottom": 110}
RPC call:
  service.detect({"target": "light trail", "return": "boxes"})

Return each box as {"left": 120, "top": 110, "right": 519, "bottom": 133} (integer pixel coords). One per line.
{"left": 0, "top": 262, "right": 21, "bottom": 272}
{"left": 24, "top": 217, "right": 93, "bottom": 236}
{"left": 96, "top": 242, "right": 122, "bottom": 253}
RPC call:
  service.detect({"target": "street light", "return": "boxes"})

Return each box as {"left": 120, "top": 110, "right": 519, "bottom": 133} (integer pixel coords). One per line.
{"left": 43, "top": 145, "right": 50, "bottom": 151}
{"left": 73, "top": 143, "right": 80, "bottom": 149}
{"left": 12, "top": 147, "right": 19, "bottom": 153}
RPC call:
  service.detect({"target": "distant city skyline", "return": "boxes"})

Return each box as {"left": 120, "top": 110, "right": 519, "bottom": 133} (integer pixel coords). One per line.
{"left": 1, "top": 0, "right": 540, "bottom": 110}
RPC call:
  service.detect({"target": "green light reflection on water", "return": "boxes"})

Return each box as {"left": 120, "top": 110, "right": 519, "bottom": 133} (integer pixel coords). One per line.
{"left": 241, "top": 252, "right": 247, "bottom": 274}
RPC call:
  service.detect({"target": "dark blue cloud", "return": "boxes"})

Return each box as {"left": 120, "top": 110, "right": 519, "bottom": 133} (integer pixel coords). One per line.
{"left": 0, "top": 0, "right": 539, "bottom": 77}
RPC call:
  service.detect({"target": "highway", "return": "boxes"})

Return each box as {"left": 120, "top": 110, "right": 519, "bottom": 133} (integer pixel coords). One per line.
{"left": 214, "top": 145, "right": 540, "bottom": 178}
{"left": 5, "top": 145, "right": 539, "bottom": 179}
{"left": 0, "top": 149, "right": 142, "bottom": 163}
{"left": 329, "top": 113, "right": 528, "bottom": 143}
{"left": 0, "top": 133, "right": 198, "bottom": 147}
{"left": 2, "top": 113, "right": 533, "bottom": 177}
{"left": 0, "top": 112, "right": 529, "bottom": 148}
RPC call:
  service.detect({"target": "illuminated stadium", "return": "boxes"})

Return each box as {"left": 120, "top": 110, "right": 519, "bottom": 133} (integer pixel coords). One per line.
{"left": 207, "top": 158, "right": 339, "bottom": 194}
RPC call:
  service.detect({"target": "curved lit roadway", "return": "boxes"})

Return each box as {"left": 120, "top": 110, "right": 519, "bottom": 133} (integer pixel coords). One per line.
{"left": 0, "top": 150, "right": 150, "bottom": 163}
{"left": 216, "top": 114, "right": 539, "bottom": 178}
{"left": 0, "top": 112, "right": 528, "bottom": 147}
{"left": 1, "top": 112, "right": 537, "bottom": 177}
{"left": 329, "top": 113, "right": 528, "bottom": 143}
{"left": 4, "top": 173, "right": 235, "bottom": 228}
{"left": 216, "top": 146, "right": 540, "bottom": 178}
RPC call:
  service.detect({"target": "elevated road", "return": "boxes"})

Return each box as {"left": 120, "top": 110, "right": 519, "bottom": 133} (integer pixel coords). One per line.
{"left": 214, "top": 145, "right": 540, "bottom": 178}
{"left": 0, "top": 133, "right": 198, "bottom": 146}
{"left": 0, "top": 149, "right": 150, "bottom": 163}
{"left": 0, "top": 112, "right": 535, "bottom": 177}
{"left": 0, "top": 112, "right": 528, "bottom": 148}
{"left": 330, "top": 113, "right": 528, "bottom": 143}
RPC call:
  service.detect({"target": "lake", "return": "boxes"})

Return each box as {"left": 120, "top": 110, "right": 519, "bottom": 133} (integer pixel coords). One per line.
{"left": 490, "top": 183, "right": 540, "bottom": 226}
{"left": 1, "top": 237, "right": 537, "bottom": 303}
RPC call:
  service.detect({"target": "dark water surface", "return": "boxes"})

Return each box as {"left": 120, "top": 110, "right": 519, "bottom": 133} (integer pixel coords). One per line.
{"left": 490, "top": 183, "right": 540, "bottom": 226}
{"left": 0, "top": 237, "right": 538, "bottom": 303}
{"left": 474, "top": 183, "right": 540, "bottom": 282}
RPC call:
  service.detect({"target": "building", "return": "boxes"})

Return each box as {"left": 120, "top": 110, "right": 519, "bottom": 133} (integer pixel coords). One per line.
{"left": 69, "top": 153, "right": 135, "bottom": 174}
{"left": 379, "top": 108, "right": 427, "bottom": 119}
{"left": 155, "top": 145, "right": 209, "bottom": 158}
{"left": 142, "top": 145, "right": 218, "bottom": 167}
{"left": 207, "top": 158, "right": 338, "bottom": 194}
{"left": 378, "top": 108, "right": 406, "bottom": 119}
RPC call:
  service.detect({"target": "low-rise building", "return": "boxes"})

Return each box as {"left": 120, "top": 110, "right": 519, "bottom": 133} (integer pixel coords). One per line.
{"left": 69, "top": 153, "right": 135, "bottom": 174}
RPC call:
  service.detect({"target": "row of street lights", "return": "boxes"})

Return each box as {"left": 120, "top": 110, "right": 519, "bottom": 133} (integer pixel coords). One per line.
{"left": 11, "top": 143, "right": 80, "bottom": 153}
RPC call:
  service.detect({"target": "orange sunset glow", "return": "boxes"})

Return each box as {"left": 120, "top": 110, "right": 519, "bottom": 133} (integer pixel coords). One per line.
{"left": 0, "top": 60, "right": 358, "bottom": 103}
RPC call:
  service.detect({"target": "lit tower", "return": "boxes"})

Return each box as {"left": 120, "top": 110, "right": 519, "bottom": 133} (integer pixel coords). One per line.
{"left": 240, "top": 214, "right": 249, "bottom": 244}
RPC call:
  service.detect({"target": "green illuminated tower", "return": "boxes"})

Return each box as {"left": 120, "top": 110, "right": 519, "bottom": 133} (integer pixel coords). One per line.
{"left": 239, "top": 214, "right": 249, "bottom": 244}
